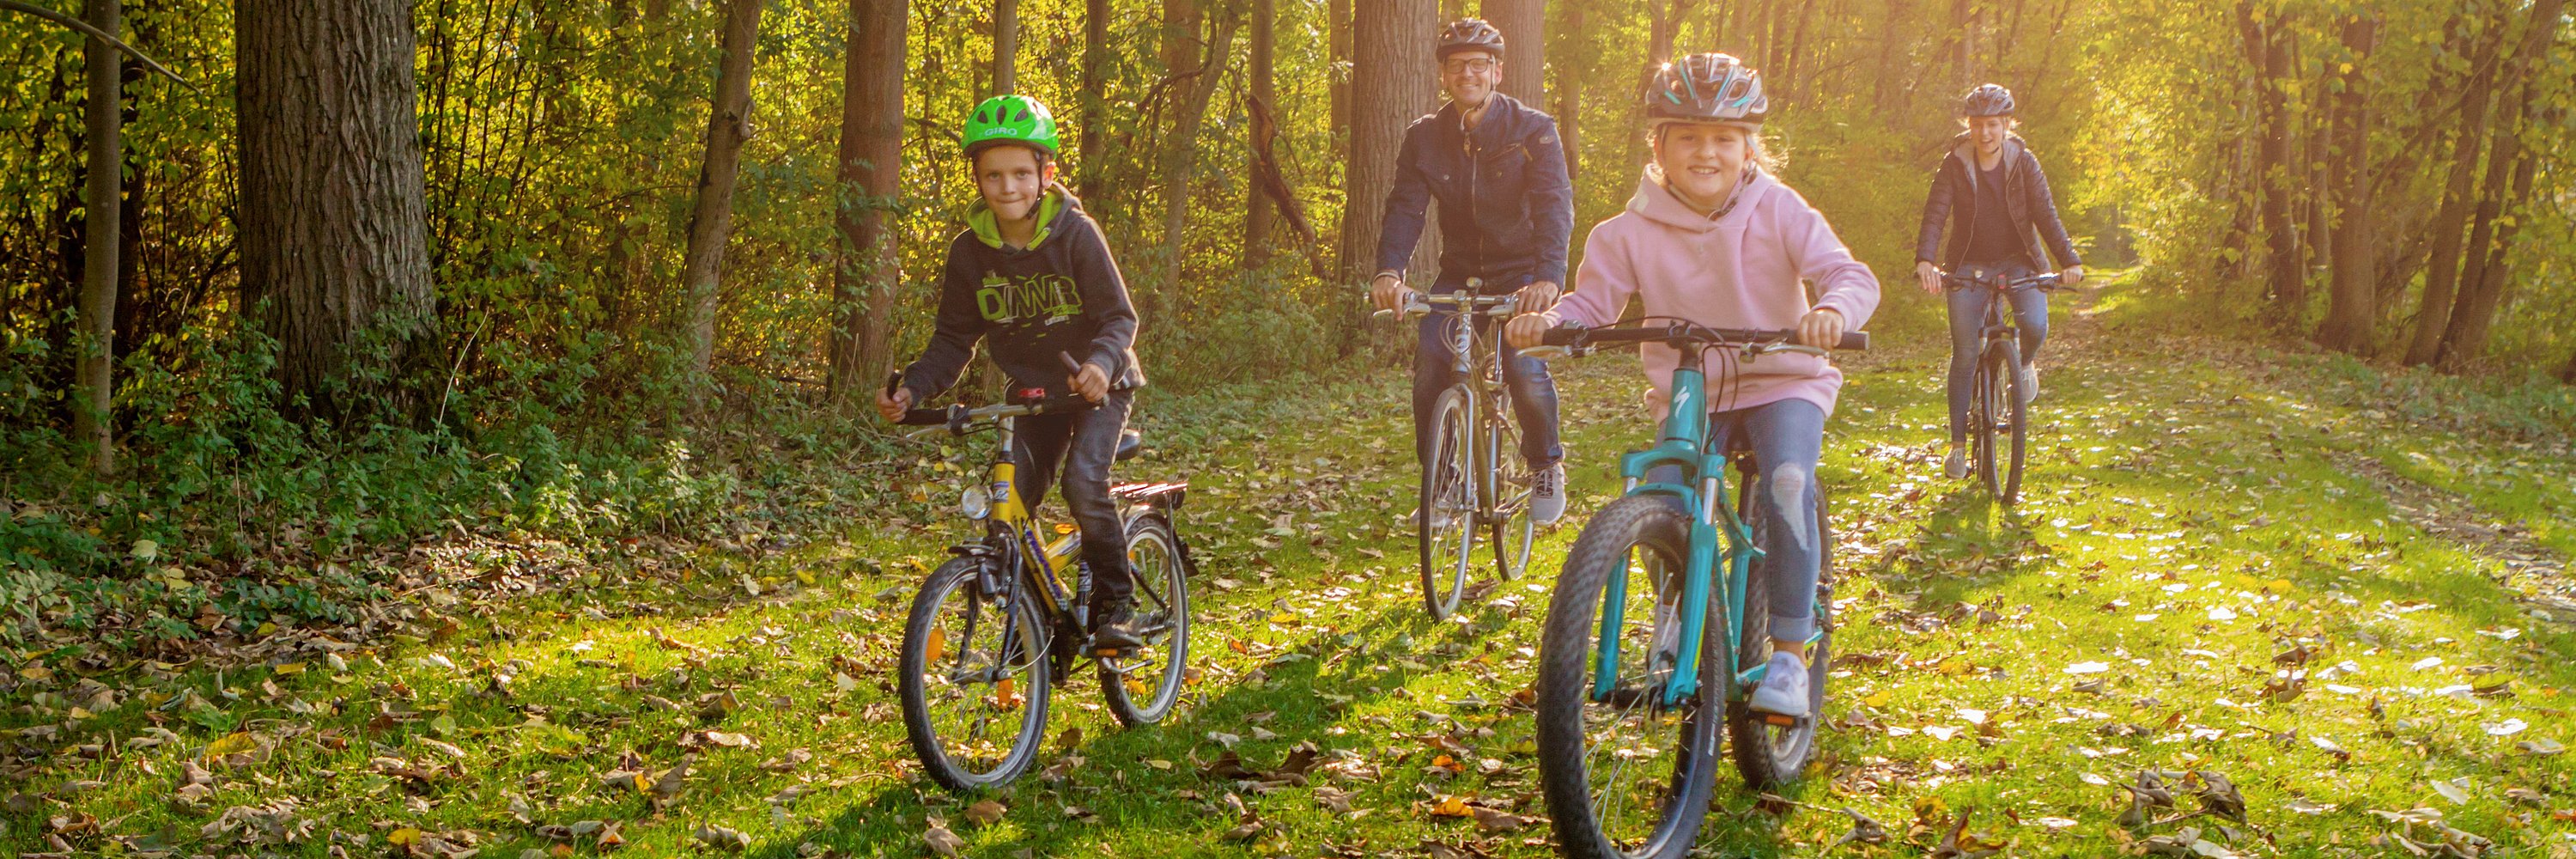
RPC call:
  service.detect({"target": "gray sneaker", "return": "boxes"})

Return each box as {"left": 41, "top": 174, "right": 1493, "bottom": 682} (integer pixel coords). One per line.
{"left": 2017, "top": 362, "right": 2039, "bottom": 405}
{"left": 1531, "top": 462, "right": 1567, "bottom": 524}
{"left": 1747, "top": 650, "right": 1811, "bottom": 718}
{"left": 1943, "top": 446, "right": 1967, "bottom": 479}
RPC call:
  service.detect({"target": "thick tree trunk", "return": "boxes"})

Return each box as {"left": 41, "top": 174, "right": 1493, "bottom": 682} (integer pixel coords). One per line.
{"left": 1247, "top": 0, "right": 1276, "bottom": 265}
{"left": 681, "top": 0, "right": 764, "bottom": 391}
{"left": 993, "top": 0, "right": 1018, "bottom": 94}
{"left": 74, "top": 0, "right": 118, "bottom": 474}
{"left": 2314, "top": 15, "right": 2376, "bottom": 355}
{"left": 236, "top": 0, "right": 436, "bottom": 422}
{"left": 1341, "top": 0, "right": 1437, "bottom": 351}
{"left": 1483, "top": 0, "right": 1546, "bottom": 101}
{"left": 2245, "top": 8, "right": 2300, "bottom": 310}
{"left": 829, "top": 0, "right": 907, "bottom": 400}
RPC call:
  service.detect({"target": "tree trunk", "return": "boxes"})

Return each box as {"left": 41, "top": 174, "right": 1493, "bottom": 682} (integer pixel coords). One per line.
{"left": 2245, "top": 7, "right": 2300, "bottom": 312}
{"left": 2433, "top": 0, "right": 2561, "bottom": 372}
{"left": 1157, "top": 4, "right": 1240, "bottom": 302}
{"left": 1341, "top": 0, "right": 1437, "bottom": 350}
{"left": 1554, "top": 0, "right": 1583, "bottom": 189}
{"left": 681, "top": 0, "right": 764, "bottom": 392}
{"left": 1247, "top": 0, "right": 1276, "bottom": 266}
{"left": 2438, "top": 154, "right": 2535, "bottom": 373}
{"left": 2398, "top": 15, "right": 2506, "bottom": 365}
{"left": 236, "top": 0, "right": 436, "bottom": 423}
{"left": 1329, "top": 0, "right": 1350, "bottom": 136}
{"left": 1079, "top": 0, "right": 1109, "bottom": 195}
{"left": 2314, "top": 15, "right": 2376, "bottom": 355}
{"left": 993, "top": 0, "right": 1018, "bottom": 94}
{"left": 74, "top": 0, "right": 118, "bottom": 474}
{"left": 829, "top": 0, "right": 907, "bottom": 401}
{"left": 1482, "top": 0, "right": 1545, "bottom": 101}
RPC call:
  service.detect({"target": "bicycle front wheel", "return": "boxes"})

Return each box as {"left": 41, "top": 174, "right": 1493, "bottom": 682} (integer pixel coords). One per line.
{"left": 1975, "top": 345, "right": 2007, "bottom": 497}
{"left": 899, "top": 557, "right": 1053, "bottom": 792}
{"left": 1536, "top": 496, "right": 1722, "bottom": 859}
{"left": 1420, "top": 387, "right": 1477, "bottom": 619}
{"left": 2000, "top": 341, "right": 2029, "bottom": 507}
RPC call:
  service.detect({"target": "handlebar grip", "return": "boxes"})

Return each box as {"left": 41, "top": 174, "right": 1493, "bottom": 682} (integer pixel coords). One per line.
{"left": 1059, "top": 351, "right": 1084, "bottom": 375}
{"left": 1838, "top": 331, "right": 1869, "bottom": 351}
{"left": 1540, "top": 326, "right": 1585, "bottom": 345}
{"left": 884, "top": 371, "right": 903, "bottom": 398}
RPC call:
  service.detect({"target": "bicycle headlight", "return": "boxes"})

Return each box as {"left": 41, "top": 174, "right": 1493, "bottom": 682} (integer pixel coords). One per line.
{"left": 961, "top": 484, "right": 992, "bottom": 519}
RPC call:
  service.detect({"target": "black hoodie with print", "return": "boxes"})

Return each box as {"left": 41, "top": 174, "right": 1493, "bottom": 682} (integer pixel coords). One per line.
{"left": 898, "top": 184, "right": 1145, "bottom": 401}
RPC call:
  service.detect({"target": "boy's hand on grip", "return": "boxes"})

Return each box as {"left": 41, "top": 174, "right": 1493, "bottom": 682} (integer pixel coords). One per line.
{"left": 1062, "top": 352, "right": 1109, "bottom": 404}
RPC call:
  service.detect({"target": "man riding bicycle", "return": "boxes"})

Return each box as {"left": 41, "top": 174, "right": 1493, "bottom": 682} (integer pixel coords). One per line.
{"left": 1369, "top": 18, "right": 1575, "bottom": 524}
{"left": 1912, "top": 83, "right": 2085, "bottom": 479}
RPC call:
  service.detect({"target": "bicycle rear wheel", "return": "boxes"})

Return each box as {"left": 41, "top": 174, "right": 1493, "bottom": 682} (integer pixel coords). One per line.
{"left": 1102, "top": 513, "right": 1189, "bottom": 726}
{"left": 1536, "top": 496, "right": 1722, "bottom": 859}
{"left": 1728, "top": 474, "right": 1831, "bottom": 788}
{"left": 1419, "top": 387, "right": 1477, "bottom": 619}
{"left": 1488, "top": 401, "right": 1535, "bottom": 582}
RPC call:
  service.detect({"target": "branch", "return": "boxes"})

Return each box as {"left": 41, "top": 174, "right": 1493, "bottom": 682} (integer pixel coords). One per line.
{"left": 1, "top": 0, "right": 203, "bottom": 94}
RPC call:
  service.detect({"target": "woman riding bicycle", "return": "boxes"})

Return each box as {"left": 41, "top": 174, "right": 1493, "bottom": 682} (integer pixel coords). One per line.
{"left": 1507, "top": 52, "right": 1877, "bottom": 718}
{"left": 1912, "top": 83, "right": 2086, "bottom": 479}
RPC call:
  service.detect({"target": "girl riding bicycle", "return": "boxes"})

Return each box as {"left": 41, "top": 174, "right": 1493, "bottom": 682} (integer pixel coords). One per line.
{"left": 1507, "top": 52, "right": 1876, "bottom": 718}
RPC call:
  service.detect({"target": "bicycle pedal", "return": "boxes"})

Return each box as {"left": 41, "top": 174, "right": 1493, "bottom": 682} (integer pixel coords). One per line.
{"left": 1761, "top": 712, "right": 1801, "bottom": 727}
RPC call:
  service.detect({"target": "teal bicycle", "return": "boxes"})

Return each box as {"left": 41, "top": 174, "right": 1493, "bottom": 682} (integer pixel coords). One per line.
{"left": 1526, "top": 320, "right": 1865, "bottom": 859}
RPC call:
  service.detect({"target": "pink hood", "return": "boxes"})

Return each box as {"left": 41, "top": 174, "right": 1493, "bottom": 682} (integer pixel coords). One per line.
{"left": 1546, "top": 167, "right": 1880, "bottom": 417}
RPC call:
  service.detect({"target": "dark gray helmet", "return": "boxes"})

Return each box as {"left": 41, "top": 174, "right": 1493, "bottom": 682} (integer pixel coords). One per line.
{"left": 1437, "top": 19, "right": 1505, "bottom": 61}
{"left": 1643, "top": 52, "right": 1768, "bottom": 125}
{"left": 1962, "top": 83, "right": 2015, "bottom": 117}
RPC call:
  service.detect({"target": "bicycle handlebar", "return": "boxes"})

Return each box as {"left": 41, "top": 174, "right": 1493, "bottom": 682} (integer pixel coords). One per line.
{"left": 1940, "top": 269, "right": 2063, "bottom": 292}
{"left": 1370, "top": 292, "right": 1522, "bottom": 321}
{"left": 1538, "top": 322, "right": 1870, "bottom": 353}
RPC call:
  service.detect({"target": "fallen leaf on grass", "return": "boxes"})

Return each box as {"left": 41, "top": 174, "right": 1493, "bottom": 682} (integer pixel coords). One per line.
{"left": 1470, "top": 805, "right": 1531, "bottom": 832}
{"left": 963, "top": 799, "right": 1006, "bottom": 826}
{"left": 922, "top": 817, "right": 964, "bottom": 857}
{"left": 694, "top": 825, "right": 750, "bottom": 850}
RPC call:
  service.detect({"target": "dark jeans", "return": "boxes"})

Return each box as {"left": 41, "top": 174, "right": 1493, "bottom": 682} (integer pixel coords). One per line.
{"left": 1012, "top": 388, "right": 1133, "bottom": 612}
{"left": 1645, "top": 399, "right": 1826, "bottom": 643}
{"left": 1944, "top": 262, "right": 2048, "bottom": 441}
{"left": 1413, "top": 278, "right": 1562, "bottom": 469}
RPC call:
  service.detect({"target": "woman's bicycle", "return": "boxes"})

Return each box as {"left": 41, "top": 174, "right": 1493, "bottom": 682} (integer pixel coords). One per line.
{"left": 1942, "top": 267, "right": 2063, "bottom": 506}
{"left": 1523, "top": 321, "right": 1865, "bottom": 859}
{"left": 889, "top": 373, "right": 1196, "bottom": 791}
{"left": 1378, "top": 291, "right": 1538, "bottom": 619}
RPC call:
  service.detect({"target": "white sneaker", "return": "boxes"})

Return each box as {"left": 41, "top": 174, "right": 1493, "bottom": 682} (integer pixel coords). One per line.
{"left": 1747, "top": 650, "right": 1811, "bottom": 717}
{"left": 2017, "top": 362, "right": 2039, "bottom": 405}
{"left": 1531, "top": 462, "right": 1567, "bottom": 524}
{"left": 1943, "top": 447, "right": 1967, "bottom": 479}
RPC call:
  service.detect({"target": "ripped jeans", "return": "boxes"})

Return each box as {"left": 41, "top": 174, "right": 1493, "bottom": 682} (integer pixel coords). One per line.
{"left": 1647, "top": 398, "right": 1826, "bottom": 643}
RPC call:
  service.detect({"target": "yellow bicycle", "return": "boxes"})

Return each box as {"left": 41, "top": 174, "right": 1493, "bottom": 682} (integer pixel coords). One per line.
{"left": 890, "top": 376, "right": 1194, "bottom": 791}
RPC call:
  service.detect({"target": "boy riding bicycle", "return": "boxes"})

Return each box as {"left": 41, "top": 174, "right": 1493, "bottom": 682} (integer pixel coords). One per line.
{"left": 875, "top": 94, "right": 1150, "bottom": 650}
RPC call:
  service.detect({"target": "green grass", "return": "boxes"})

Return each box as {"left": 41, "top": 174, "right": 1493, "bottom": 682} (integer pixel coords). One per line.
{"left": 5, "top": 273, "right": 2573, "bottom": 858}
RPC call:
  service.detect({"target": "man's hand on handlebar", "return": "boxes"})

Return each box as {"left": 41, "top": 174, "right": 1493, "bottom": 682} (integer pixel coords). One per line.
{"left": 1514, "top": 280, "right": 1560, "bottom": 314}
{"left": 1370, "top": 272, "right": 1413, "bottom": 314}
{"left": 1505, "top": 314, "right": 1554, "bottom": 350}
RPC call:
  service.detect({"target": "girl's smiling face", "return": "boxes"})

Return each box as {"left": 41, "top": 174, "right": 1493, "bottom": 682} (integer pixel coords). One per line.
{"left": 1652, "top": 122, "right": 1751, "bottom": 211}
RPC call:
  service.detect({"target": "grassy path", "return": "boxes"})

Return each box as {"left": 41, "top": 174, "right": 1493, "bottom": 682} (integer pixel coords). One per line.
{"left": 6, "top": 283, "right": 2574, "bottom": 858}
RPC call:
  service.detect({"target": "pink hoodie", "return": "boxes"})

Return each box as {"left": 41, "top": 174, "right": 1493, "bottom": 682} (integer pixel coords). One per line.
{"left": 1546, "top": 167, "right": 1880, "bottom": 417}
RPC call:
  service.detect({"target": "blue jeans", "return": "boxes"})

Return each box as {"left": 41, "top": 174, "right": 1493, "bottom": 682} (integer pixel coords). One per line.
{"left": 1645, "top": 398, "right": 1826, "bottom": 643}
{"left": 1413, "top": 280, "right": 1562, "bottom": 469}
{"left": 1944, "top": 265, "right": 2048, "bottom": 441}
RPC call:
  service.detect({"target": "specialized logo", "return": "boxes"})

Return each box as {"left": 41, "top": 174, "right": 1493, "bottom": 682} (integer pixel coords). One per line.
{"left": 975, "top": 272, "right": 1082, "bottom": 325}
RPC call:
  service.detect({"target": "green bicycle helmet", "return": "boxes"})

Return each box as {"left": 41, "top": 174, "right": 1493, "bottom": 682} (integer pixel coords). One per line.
{"left": 962, "top": 94, "right": 1060, "bottom": 159}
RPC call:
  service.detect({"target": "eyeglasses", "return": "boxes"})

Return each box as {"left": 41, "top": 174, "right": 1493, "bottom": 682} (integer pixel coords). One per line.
{"left": 1441, "top": 58, "right": 1497, "bottom": 76}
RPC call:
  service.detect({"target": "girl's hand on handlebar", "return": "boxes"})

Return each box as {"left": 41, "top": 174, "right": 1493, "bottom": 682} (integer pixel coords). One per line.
{"left": 2060, "top": 265, "right": 2086, "bottom": 287}
{"left": 1798, "top": 307, "right": 1845, "bottom": 350}
{"left": 1916, "top": 260, "right": 1943, "bottom": 295}
{"left": 1505, "top": 314, "right": 1554, "bottom": 350}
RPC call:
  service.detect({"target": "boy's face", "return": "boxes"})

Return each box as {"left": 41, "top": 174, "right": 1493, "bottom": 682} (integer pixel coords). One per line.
{"left": 974, "top": 145, "right": 1054, "bottom": 222}
{"left": 1652, "top": 122, "right": 1748, "bottom": 204}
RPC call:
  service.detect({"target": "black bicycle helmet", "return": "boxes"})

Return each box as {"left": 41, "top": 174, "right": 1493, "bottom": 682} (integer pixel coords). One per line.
{"left": 1437, "top": 18, "right": 1506, "bottom": 61}
{"left": 1962, "top": 83, "right": 2015, "bottom": 117}
{"left": 1643, "top": 52, "right": 1768, "bottom": 125}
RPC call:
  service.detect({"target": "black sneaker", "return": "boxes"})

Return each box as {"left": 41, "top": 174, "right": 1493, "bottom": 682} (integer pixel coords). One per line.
{"left": 1090, "top": 604, "right": 1145, "bottom": 653}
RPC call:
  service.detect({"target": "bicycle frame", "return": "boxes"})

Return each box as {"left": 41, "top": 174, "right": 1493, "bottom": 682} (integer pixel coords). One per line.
{"left": 1423, "top": 294, "right": 1523, "bottom": 524}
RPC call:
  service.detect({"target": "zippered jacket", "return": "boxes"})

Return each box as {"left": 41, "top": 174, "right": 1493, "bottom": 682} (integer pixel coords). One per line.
{"left": 1375, "top": 92, "right": 1575, "bottom": 289}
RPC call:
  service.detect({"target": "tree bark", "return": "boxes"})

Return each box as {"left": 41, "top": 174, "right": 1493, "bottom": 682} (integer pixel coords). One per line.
{"left": 681, "top": 0, "right": 764, "bottom": 392}
{"left": 2243, "top": 5, "right": 2301, "bottom": 311}
{"left": 1156, "top": 3, "right": 1239, "bottom": 303}
{"left": 1554, "top": 0, "right": 1583, "bottom": 189}
{"left": 1329, "top": 0, "right": 1350, "bottom": 136}
{"left": 2433, "top": 0, "right": 2561, "bottom": 372}
{"left": 2314, "top": 14, "right": 2376, "bottom": 355}
{"left": 74, "top": 0, "right": 118, "bottom": 474}
{"left": 829, "top": 0, "right": 907, "bottom": 401}
{"left": 993, "top": 0, "right": 1018, "bottom": 94}
{"left": 1079, "top": 0, "right": 1109, "bottom": 196}
{"left": 2438, "top": 154, "right": 2536, "bottom": 373}
{"left": 1482, "top": 0, "right": 1546, "bottom": 101}
{"left": 1341, "top": 0, "right": 1438, "bottom": 350}
{"left": 1247, "top": 0, "right": 1277, "bottom": 265}
{"left": 236, "top": 0, "right": 435, "bottom": 423}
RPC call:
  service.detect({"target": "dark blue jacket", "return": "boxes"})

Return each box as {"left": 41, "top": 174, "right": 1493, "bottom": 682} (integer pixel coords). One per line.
{"left": 1916, "top": 134, "right": 2083, "bottom": 271}
{"left": 1374, "top": 93, "right": 1575, "bottom": 289}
